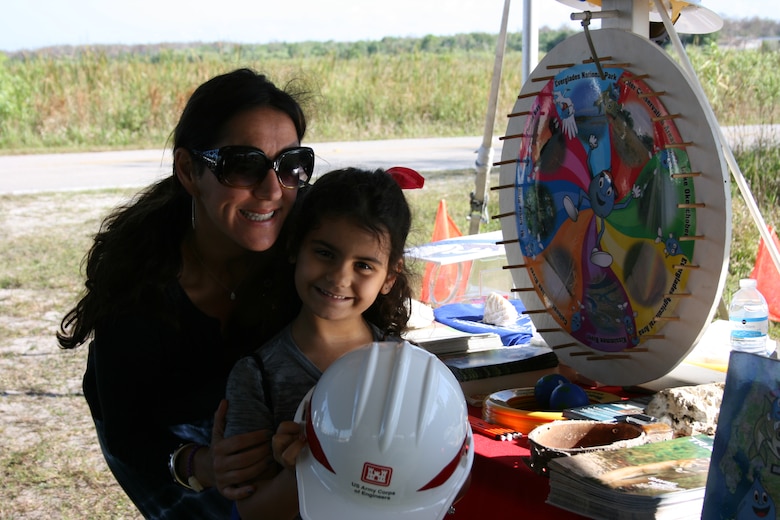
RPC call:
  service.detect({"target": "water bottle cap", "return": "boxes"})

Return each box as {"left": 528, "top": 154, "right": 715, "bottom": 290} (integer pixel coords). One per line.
{"left": 739, "top": 278, "right": 757, "bottom": 288}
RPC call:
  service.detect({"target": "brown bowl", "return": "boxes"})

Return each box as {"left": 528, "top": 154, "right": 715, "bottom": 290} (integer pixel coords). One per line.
{"left": 527, "top": 420, "right": 653, "bottom": 476}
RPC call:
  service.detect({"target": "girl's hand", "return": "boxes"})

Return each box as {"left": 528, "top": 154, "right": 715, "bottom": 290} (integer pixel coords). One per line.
{"left": 211, "top": 399, "right": 274, "bottom": 500}
{"left": 272, "top": 421, "right": 307, "bottom": 469}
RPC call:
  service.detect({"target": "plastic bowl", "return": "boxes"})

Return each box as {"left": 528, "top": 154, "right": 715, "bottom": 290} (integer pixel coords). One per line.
{"left": 482, "top": 387, "right": 620, "bottom": 435}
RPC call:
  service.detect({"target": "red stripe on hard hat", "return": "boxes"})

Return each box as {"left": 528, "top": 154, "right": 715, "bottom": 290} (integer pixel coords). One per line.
{"left": 417, "top": 435, "right": 469, "bottom": 491}
{"left": 306, "top": 401, "right": 335, "bottom": 473}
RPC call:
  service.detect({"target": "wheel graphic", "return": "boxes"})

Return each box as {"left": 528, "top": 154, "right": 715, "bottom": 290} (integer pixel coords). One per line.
{"left": 498, "top": 29, "right": 730, "bottom": 385}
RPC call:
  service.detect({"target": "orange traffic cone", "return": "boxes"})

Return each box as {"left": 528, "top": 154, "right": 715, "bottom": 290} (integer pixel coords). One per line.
{"left": 430, "top": 199, "right": 462, "bottom": 242}
{"left": 420, "top": 200, "right": 472, "bottom": 305}
{"left": 750, "top": 226, "right": 780, "bottom": 322}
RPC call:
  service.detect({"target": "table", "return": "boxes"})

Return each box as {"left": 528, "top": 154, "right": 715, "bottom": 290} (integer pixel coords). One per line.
{"left": 452, "top": 405, "right": 588, "bottom": 519}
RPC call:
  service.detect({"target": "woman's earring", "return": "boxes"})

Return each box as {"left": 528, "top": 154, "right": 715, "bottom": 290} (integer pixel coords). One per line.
{"left": 191, "top": 198, "right": 196, "bottom": 230}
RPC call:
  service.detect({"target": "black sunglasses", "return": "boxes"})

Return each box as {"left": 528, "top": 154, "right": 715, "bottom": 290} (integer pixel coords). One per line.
{"left": 190, "top": 145, "right": 314, "bottom": 189}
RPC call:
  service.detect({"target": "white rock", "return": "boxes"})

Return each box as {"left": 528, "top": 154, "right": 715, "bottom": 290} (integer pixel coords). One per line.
{"left": 406, "top": 298, "right": 435, "bottom": 329}
{"left": 483, "top": 292, "right": 519, "bottom": 327}
{"left": 645, "top": 382, "right": 725, "bottom": 437}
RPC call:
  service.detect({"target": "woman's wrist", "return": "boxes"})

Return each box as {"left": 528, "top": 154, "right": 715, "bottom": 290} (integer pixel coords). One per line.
{"left": 168, "top": 443, "right": 207, "bottom": 492}
{"left": 186, "top": 444, "right": 207, "bottom": 491}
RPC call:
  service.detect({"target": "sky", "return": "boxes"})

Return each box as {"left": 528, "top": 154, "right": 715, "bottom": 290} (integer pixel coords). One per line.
{"left": 1, "top": 0, "right": 776, "bottom": 53}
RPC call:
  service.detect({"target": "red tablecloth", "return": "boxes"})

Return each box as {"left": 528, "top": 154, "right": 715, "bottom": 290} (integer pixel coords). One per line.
{"left": 453, "top": 385, "right": 636, "bottom": 519}
{"left": 451, "top": 406, "right": 588, "bottom": 519}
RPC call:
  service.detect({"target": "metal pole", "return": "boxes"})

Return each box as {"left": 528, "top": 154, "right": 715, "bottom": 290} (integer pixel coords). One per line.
{"left": 601, "top": 0, "right": 648, "bottom": 37}
{"left": 469, "top": 0, "right": 511, "bottom": 235}
{"left": 521, "top": 0, "right": 538, "bottom": 82}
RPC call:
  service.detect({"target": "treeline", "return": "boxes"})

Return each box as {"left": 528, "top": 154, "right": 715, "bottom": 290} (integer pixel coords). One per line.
{"left": 4, "top": 30, "right": 578, "bottom": 62}
{"left": 719, "top": 16, "right": 780, "bottom": 40}
{"left": 5, "top": 16, "right": 779, "bottom": 63}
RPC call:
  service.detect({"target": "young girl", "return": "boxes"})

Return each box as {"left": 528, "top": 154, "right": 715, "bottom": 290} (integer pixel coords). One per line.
{"left": 224, "top": 166, "right": 420, "bottom": 519}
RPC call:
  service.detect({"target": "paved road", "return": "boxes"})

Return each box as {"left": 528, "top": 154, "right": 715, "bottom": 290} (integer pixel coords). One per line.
{"left": 0, "top": 136, "right": 500, "bottom": 195}
{"left": 0, "top": 126, "right": 776, "bottom": 194}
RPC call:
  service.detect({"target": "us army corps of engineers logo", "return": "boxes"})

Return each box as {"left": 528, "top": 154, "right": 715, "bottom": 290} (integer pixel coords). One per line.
{"left": 362, "top": 462, "right": 392, "bottom": 486}
{"left": 351, "top": 462, "right": 397, "bottom": 501}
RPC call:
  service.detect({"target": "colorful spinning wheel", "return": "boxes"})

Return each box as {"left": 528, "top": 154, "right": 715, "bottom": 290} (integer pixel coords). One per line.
{"left": 497, "top": 28, "right": 730, "bottom": 386}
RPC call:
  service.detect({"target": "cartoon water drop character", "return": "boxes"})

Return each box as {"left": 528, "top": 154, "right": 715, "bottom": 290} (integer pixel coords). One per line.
{"left": 563, "top": 170, "right": 643, "bottom": 267}
{"left": 736, "top": 475, "right": 776, "bottom": 520}
{"left": 655, "top": 227, "right": 682, "bottom": 257}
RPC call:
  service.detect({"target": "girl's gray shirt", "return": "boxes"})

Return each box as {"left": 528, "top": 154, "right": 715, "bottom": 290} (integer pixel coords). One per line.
{"left": 224, "top": 323, "right": 394, "bottom": 437}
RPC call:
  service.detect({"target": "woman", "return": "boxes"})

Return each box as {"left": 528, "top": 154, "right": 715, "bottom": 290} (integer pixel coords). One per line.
{"left": 57, "top": 68, "right": 312, "bottom": 519}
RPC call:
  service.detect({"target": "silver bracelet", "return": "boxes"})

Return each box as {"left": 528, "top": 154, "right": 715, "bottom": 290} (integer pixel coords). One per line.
{"left": 168, "top": 443, "right": 204, "bottom": 492}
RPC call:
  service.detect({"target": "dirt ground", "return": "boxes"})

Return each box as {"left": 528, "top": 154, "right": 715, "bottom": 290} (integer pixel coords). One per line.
{"left": 0, "top": 190, "right": 142, "bottom": 519}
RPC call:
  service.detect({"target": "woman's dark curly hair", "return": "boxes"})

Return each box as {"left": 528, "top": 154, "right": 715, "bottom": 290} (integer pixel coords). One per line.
{"left": 57, "top": 69, "right": 308, "bottom": 349}
{"left": 286, "top": 167, "right": 414, "bottom": 336}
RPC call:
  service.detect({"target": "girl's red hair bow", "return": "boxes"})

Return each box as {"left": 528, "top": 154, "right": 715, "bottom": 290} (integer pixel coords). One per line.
{"left": 387, "top": 166, "right": 424, "bottom": 189}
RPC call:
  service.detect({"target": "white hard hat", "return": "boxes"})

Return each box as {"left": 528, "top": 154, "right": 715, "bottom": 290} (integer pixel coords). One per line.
{"left": 295, "top": 341, "right": 474, "bottom": 520}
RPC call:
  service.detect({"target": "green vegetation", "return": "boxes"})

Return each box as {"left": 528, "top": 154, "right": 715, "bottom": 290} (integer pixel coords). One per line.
{"left": 2, "top": 35, "right": 780, "bottom": 151}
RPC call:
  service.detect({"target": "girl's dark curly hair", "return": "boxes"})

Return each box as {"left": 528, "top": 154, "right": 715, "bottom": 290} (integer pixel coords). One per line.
{"left": 57, "top": 69, "right": 308, "bottom": 349}
{"left": 286, "top": 167, "right": 414, "bottom": 336}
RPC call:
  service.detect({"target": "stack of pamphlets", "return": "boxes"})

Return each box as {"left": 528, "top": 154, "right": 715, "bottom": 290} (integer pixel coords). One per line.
{"left": 412, "top": 331, "right": 503, "bottom": 356}
{"left": 546, "top": 434, "right": 714, "bottom": 520}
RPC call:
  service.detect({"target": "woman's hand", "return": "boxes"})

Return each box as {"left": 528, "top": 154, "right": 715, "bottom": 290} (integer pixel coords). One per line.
{"left": 211, "top": 399, "right": 275, "bottom": 500}
{"left": 272, "top": 421, "right": 306, "bottom": 469}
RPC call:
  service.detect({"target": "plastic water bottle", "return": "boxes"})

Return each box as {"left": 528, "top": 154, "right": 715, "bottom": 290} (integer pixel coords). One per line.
{"left": 729, "top": 278, "right": 769, "bottom": 355}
